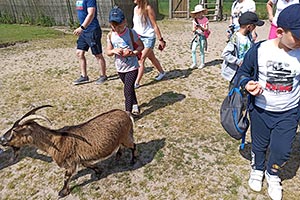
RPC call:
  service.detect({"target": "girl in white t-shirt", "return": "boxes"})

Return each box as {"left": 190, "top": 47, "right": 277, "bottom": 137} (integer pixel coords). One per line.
{"left": 132, "top": 0, "right": 167, "bottom": 88}
{"left": 107, "top": 7, "right": 144, "bottom": 115}
{"left": 228, "top": 0, "right": 258, "bottom": 40}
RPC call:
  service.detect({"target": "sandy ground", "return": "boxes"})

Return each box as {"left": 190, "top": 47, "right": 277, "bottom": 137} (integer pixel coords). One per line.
{"left": 0, "top": 19, "right": 299, "bottom": 200}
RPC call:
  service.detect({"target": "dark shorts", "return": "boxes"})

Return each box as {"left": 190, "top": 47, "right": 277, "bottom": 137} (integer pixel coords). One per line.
{"left": 77, "top": 27, "right": 103, "bottom": 55}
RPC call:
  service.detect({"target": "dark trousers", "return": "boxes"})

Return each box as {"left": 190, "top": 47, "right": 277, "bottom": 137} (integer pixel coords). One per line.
{"left": 118, "top": 70, "right": 138, "bottom": 112}
{"left": 250, "top": 105, "right": 299, "bottom": 175}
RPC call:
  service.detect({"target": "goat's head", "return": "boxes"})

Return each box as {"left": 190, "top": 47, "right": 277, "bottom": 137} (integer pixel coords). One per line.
{"left": 0, "top": 105, "right": 52, "bottom": 157}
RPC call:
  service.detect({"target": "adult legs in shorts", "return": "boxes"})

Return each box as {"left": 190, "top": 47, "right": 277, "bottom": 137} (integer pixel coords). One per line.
{"left": 135, "top": 36, "right": 165, "bottom": 87}
{"left": 74, "top": 27, "right": 106, "bottom": 85}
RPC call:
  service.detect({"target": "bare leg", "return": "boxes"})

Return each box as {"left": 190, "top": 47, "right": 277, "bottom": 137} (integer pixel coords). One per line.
{"left": 76, "top": 49, "right": 87, "bottom": 77}
{"left": 95, "top": 53, "right": 106, "bottom": 76}
{"left": 147, "top": 50, "right": 164, "bottom": 73}
{"left": 135, "top": 48, "right": 151, "bottom": 85}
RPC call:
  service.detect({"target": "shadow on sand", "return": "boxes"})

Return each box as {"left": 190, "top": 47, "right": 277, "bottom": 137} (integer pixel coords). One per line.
{"left": 71, "top": 138, "right": 166, "bottom": 191}
{"left": 0, "top": 138, "right": 166, "bottom": 195}
{"left": 134, "top": 91, "right": 186, "bottom": 121}
{"left": 0, "top": 146, "right": 53, "bottom": 170}
{"left": 140, "top": 58, "right": 223, "bottom": 88}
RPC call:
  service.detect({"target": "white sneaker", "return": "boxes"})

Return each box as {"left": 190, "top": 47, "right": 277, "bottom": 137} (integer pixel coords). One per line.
{"left": 265, "top": 171, "right": 282, "bottom": 200}
{"left": 248, "top": 169, "right": 264, "bottom": 192}
{"left": 190, "top": 63, "right": 197, "bottom": 69}
{"left": 198, "top": 64, "right": 205, "bottom": 69}
{"left": 132, "top": 104, "right": 140, "bottom": 115}
{"left": 155, "top": 71, "right": 166, "bottom": 81}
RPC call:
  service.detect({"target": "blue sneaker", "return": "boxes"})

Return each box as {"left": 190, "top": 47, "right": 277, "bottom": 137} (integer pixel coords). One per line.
{"left": 73, "top": 76, "right": 89, "bottom": 85}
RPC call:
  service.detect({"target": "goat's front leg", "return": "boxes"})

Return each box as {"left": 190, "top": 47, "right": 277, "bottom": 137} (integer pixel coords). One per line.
{"left": 131, "top": 143, "right": 137, "bottom": 165}
{"left": 10, "top": 147, "right": 20, "bottom": 163}
{"left": 58, "top": 165, "right": 76, "bottom": 197}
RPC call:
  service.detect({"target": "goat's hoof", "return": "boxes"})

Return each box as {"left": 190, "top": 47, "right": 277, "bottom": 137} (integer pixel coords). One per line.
{"left": 58, "top": 188, "right": 70, "bottom": 198}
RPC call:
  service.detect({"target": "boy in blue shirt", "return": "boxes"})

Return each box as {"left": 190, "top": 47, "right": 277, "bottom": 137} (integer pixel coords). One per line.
{"left": 73, "top": 0, "right": 107, "bottom": 85}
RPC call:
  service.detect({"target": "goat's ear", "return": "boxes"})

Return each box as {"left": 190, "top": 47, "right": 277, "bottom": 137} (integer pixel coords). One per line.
{"left": 14, "top": 125, "right": 32, "bottom": 136}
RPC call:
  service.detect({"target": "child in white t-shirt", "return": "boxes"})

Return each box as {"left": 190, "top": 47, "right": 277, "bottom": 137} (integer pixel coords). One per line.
{"left": 106, "top": 6, "right": 144, "bottom": 115}
{"left": 235, "top": 4, "right": 300, "bottom": 199}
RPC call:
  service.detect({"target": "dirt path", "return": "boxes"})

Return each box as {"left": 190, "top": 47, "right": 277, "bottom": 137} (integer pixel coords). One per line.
{"left": 0, "top": 19, "right": 299, "bottom": 200}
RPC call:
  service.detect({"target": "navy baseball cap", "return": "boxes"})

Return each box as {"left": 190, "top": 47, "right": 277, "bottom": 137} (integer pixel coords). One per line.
{"left": 109, "top": 6, "right": 125, "bottom": 24}
{"left": 238, "top": 11, "right": 264, "bottom": 26}
{"left": 277, "top": 4, "right": 300, "bottom": 39}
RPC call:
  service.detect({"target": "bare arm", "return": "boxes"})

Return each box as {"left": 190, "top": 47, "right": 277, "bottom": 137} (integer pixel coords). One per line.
{"left": 266, "top": 0, "right": 274, "bottom": 22}
{"left": 73, "top": 7, "right": 96, "bottom": 36}
{"left": 147, "top": 5, "right": 166, "bottom": 48}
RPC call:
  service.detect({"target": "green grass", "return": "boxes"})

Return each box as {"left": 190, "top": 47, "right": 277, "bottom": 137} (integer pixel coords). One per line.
{"left": 0, "top": 24, "right": 65, "bottom": 46}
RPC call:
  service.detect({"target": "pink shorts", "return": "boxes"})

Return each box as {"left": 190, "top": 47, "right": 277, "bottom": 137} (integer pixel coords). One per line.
{"left": 268, "top": 23, "right": 277, "bottom": 39}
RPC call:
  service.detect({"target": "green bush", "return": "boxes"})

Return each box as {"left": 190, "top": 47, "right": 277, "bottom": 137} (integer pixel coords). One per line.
{"left": 0, "top": 12, "right": 15, "bottom": 24}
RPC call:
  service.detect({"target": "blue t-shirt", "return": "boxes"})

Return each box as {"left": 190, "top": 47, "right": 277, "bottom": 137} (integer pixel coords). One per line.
{"left": 76, "top": 0, "right": 100, "bottom": 31}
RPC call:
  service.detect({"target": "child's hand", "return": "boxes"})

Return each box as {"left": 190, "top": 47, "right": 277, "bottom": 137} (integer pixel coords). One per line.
{"left": 245, "top": 81, "right": 263, "bottom": 96}
{"left": 114, "top": 48, "right": 123, "bottom": 56}
{"left": 122, "top": 48, "right": 132, "bottom": 57}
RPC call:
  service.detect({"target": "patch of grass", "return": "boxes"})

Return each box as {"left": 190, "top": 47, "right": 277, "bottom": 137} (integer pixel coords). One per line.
{"left": 0, "top": 24, "right": 66, "bottom": 47}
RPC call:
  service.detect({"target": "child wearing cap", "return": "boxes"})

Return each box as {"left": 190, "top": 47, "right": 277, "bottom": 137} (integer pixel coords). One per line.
{"left": 106, "top": 6, "right": 144, "bottom": 115}
{"left": 221, "top": 11, "right": 264, "bottom": 88}
{"left": 234, "top": 4, "right": 300, "bottom": 200}
{"left": 190, "top": 4, "right": 210, "bottom": 69}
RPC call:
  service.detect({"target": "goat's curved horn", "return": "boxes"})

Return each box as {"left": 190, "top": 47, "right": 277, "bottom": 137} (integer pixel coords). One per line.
{"left": 13, "top": 105, "right": 53, "bottom": 126}
{"left": 20, "top": 105, "right": 53, "bottom": 120}
{"left": 19, "top": 114, "right": 52, "bottom": 125}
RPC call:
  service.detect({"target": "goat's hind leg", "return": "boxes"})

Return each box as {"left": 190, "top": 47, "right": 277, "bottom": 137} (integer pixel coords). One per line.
{"left": 129, "top": 143, "right": 137, "bottom": 165}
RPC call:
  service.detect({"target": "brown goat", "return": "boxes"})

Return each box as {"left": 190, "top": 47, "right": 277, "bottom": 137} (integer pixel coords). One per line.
{"left": 0, "top": 105, "right": 137, "bottom": 197}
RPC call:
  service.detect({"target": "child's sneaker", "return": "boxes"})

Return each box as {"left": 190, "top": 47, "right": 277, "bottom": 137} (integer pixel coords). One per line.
{"left": 132, "top": 104, "right": 140, "bottom": 115}
{"left": 198, "top": 64, "right": 205, "bottom": 69}
{"left": 155, "top": 71, "right": 166, "bottom": 81}
{"left": 248, "top": 169, "right": 264, "bottom": 192}
{"left": 265, "top": 171, "right": 282, "bottom": 200}
{"left": 190, "top": 63, "right": 197, "bottom": 69}
{"left": 134, "top": 83, "right": 140, "bottom": 89}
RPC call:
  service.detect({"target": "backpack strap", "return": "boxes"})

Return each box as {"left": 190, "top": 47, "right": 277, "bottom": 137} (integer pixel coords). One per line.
{"left": 129, "top": 29, "right": 135, "bottom": 48}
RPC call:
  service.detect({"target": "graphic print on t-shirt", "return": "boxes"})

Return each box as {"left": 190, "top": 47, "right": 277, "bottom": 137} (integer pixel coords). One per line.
{"left": 76, "top": 0, "right": 83, "bottom": 10}
{"left": 265, "top": 60, "right": 295, "bottom": 93}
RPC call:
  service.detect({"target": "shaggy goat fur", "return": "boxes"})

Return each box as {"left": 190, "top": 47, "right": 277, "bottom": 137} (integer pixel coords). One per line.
{"left": 0, "top": 106, "right": 137, "bottom": 197}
